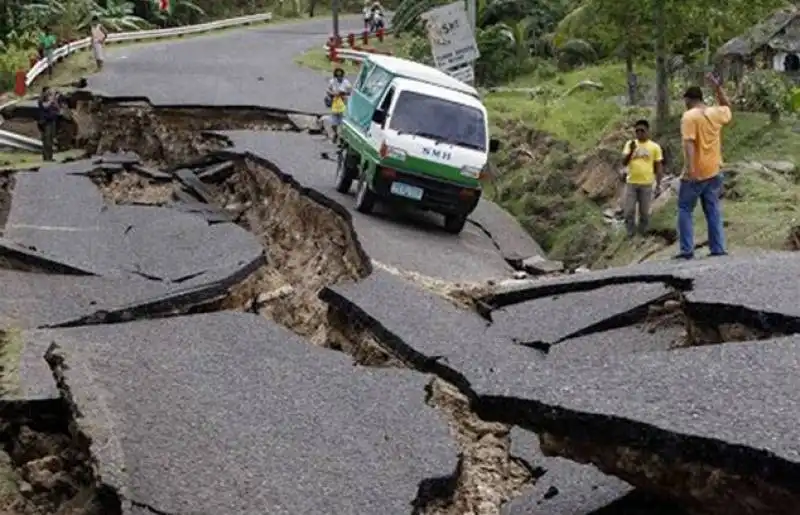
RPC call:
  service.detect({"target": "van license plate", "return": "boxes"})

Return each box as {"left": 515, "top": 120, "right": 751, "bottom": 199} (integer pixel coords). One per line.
{"left": 390, "top": 182, "right": 424, "bottom": 201}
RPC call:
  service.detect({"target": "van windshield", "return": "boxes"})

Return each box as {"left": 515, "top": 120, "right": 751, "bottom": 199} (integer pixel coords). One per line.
{"left": 388, "top": 91, "right": 487, "bottom": 151}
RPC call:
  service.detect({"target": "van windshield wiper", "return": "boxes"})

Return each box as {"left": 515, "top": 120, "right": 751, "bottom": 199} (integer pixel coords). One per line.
{"left": 453, "top": 141, "right": 485, "bottom": 151}
{"left": 407, "top": 131, "right": 448, "bottom": 144}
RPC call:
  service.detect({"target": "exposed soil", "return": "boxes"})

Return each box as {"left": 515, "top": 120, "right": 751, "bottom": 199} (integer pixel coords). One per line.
{"left": 644, "top": 294, "right": 798, "bottom": 348}
{"left": 539, "top": 432, "right": 798, "bottom": 515}
{"left": 91, "top": 172, "right": 174, "bottom": 205}
{"left": 68, "top": 95, "right": 304, "bottom": 166}
{"left": 212, "top": 158, "right": 371, "bottom": 341}
{"left": 0, "top": 330, "right": 119, "bottom": 515}
{"left": 420, "top": 379, "right": 533, "bottom": 515}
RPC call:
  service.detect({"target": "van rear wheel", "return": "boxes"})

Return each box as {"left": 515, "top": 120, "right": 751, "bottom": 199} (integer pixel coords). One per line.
{"left": 355, "top": 177, "right": 376, "bottom": 214}
{"left": 443, "top": 213, "right": 467, "bottom": 234}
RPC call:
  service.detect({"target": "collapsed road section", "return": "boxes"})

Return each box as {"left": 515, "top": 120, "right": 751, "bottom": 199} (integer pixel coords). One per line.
{"left": 0, "top": 94, "right": 540, "bottom": 514}
{"left": 321, "top": 253, "right": 800, "bottom": 513}
{"left": 3, "top": 92, "right": 800, "bottom": 514}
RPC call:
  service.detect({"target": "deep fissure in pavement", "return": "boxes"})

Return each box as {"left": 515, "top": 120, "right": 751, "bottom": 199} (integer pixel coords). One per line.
{"left": 482, "top": 278, "right": 800, "bottom": 352}
{"left": 0, "top": 334, "right": 121, "bottom": 515}
{"left": 30, "top": 98, "right": 532, "bottom": 515}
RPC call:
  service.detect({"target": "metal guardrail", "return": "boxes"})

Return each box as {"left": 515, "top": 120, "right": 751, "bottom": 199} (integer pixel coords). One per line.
{"left": 26, "top": 12, "right": 273, "bottom": 86}
{"left": 325, "top": 46, "right": 372, "bottom": 62}
{"left": 0, "top": 129, "right": 42, "bottom": 152}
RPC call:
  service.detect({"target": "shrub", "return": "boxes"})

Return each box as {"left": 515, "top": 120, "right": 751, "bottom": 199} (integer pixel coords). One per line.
{"left": 735, "top": 69, "right": 791, "bottom": 121}
{"left": 0, "top": 41, "right": 37, "bottom": 92}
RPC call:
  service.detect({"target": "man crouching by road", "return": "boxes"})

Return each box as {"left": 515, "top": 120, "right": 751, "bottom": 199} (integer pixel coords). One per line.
{"left": 621, "top": 119, "right": 663, "bottom": 238}
{"left": 37, "top": 87, "right": 61, "bottom": 162}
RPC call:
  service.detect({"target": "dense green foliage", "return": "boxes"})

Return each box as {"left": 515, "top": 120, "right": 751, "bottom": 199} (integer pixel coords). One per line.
{"left": 0, "top": 0, "right": 356, "bottom": 91}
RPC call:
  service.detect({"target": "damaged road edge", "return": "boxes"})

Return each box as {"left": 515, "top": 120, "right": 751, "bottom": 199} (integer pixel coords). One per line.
{"left": 477, "top": 397, "right": 800, "bottom": 515}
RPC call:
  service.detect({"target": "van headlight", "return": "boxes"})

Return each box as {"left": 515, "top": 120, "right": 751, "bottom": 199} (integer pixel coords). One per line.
{"left": 460, "top": 166, "right": 481, "bottom": 178}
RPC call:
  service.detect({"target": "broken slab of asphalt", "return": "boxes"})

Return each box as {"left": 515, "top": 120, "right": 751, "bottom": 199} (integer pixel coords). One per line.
{"left": 502, "top": 429, "right": 687, "bottom": 515}
{"left": 486, "top": 282, "right": 674, "bottom": 352}
{"left": 3, "top": 158, "right": 264, "bottom": 284}
{"left": 319, "top": 254, "right": 800, "bottom": 513}
{"left": 477, "top": 336, "right": 800, "bottom": 515}
{"left": 319, "top": 268, "right": 682, "bottom": 385}
{"left": 29, "top": 311, "right": 456, "bottom": 514}
{"left": 319, "top": 271, "right": 690, "bottom": 513}
{"left": 479, "top": 251, "right": 800, "bottom": 345}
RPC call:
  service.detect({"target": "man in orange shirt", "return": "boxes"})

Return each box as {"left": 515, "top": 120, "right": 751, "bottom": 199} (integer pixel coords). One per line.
{"left": 676, "top": 73, "right": 732, "bottom": 259}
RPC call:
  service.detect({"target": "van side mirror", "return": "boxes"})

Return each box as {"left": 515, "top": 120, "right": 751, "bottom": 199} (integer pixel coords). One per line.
{"left": 489, "top": 138, "right": 501, "bottom": 153}
{"left": 372, "top": 110, "right": 386, "bottom": 125}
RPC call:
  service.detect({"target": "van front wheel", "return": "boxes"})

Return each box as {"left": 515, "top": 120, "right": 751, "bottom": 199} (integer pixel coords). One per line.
{"left": 355, "top": 177, "right": 376, "bottom": 214}
{"left": 443, "top": 213, "right": 468, "bottom": 234}
{"left": 335, "top": 148, "right": 356, "bottom": 194}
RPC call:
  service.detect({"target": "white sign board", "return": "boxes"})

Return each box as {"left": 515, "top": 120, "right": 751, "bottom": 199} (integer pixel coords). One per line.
{"left": 447, "top": 64, "right": 474, "bottom": 84}
{"left": 420, "top": 2, "right": 479, "bottom": 71}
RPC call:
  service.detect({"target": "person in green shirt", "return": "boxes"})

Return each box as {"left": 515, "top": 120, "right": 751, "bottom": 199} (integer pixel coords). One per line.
{"left": 39, "top": 27, "right": 57, "bottom": 78}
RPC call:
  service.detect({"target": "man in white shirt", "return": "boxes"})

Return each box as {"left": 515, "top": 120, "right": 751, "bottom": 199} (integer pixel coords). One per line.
{"left": 90, "top": 16, "right": 107, "bottom": 71}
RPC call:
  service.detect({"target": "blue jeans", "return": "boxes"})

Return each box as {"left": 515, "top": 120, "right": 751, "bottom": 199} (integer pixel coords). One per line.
{"left": 677, "top": 173, "right": 725, "bottom": 256}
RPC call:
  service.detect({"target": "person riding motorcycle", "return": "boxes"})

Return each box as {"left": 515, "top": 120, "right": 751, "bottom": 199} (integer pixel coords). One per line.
{"left": 369, "top": 1, "right": 385, "bottom": 32}
{"left": 362, "top": 1, "right": 372, "bottom": 30}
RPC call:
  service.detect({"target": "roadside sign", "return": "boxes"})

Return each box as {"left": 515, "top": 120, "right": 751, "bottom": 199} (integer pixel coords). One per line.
{"left": 447, "top": 63, "right": 474, "bottom": 84}
{"left": 420, "top": 2, "right": 480, "bottom": 71}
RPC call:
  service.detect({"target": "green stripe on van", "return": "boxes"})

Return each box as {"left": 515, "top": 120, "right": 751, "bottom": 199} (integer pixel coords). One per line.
{"left": 340, "top": 122, "right": 480, "bottom": 187}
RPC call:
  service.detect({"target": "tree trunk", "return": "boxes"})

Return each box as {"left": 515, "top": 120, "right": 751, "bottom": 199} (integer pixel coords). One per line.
{"left": 626, "top": 44, "right": 636, "bottom": 106}
{"left": 654, "top": 0, "right": 669, "bottom": 133}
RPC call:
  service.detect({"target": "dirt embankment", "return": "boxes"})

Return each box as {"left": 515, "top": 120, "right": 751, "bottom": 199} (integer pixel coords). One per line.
{"left": 489, "top": 118, "right": 684, "bottom": 268}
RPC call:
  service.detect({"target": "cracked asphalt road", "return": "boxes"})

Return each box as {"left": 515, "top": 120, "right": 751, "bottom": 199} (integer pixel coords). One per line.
{"left": 88, "top": 16, "right": 365, "bottom": 112}
{"left": 84, "top": 17, "right": 542, "bottom": 282}
{"left": 3, "top": 13, "right": 800, "bottom": 515}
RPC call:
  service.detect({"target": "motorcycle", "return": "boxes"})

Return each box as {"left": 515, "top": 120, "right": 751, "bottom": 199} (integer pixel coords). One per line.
{"left": 369, "top": 10, "right": 385, "bottom": 32}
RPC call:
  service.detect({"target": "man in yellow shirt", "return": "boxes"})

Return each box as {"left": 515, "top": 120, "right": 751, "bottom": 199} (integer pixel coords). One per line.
{"left": 621, "top": 119, "right": 663, "bottom": 238}
{"left": 676, "top": 73, "right": 732, "bottom": 259}
{"left": 326, "top": 67, "right": 351, "bottom": 144}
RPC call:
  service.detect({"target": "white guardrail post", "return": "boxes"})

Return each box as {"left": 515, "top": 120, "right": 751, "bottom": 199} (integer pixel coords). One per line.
{"left": 25, "top": 12, "right": 273, "bottom": 87}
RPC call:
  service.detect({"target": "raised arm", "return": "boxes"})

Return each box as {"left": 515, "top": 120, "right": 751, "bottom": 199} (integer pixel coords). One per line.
{"left": 622, "top": 139, "right": 636, "bottom": 166}
{"left": 681, "top": 115, "right": 698, "bottom": 179}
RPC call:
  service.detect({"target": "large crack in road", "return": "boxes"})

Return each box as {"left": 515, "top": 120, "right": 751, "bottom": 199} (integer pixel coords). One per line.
{"left": 0, "top": 95, "right": 536, "bottom": 515}
{"left": 2, "top": 92, "right": 799, "bottom": 514}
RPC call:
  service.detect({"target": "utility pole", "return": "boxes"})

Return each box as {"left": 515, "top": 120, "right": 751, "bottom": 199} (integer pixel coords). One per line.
{"left": 466, "top": 0, "right": 476, "bottom": 86}
{"left": 466, "top": 0, "right": 476, "bottom": 37}
{"left": 332, "top": 0, "right": 340, "bottom": 40}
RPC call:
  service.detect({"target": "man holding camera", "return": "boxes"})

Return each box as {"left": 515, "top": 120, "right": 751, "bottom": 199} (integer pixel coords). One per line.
{"left": 37, "top": 87, "right": 61, "bottom": 162}
{"left": 621, "top": 119, "right": 663, "bottom": 239}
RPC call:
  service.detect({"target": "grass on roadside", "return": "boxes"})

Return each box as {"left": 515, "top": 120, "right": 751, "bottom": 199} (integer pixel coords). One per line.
{"left": 294, "top": 35, "right": 409, "bottom": 73}
{"left": 0, "top": 149, "right": 85, "bottom": 170}
{"left": 486, "top": 61, "right": 800, "bottom": 267}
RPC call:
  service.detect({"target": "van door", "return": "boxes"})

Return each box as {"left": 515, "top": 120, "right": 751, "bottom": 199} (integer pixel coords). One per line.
{"left": 368, "top": 85, "right": 395, "bottom": 149}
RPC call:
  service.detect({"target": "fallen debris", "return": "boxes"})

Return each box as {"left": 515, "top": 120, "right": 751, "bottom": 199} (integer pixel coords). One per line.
{"left": 421, "top": 379, "right": 532, "bottom": 515}
{"left": 0, "top": 330, "right": 121, "bottom": 515}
